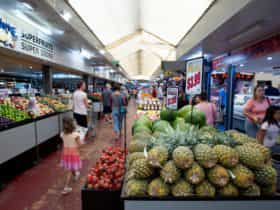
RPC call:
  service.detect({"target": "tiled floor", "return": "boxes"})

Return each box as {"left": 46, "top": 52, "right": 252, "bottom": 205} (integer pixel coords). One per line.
{"left": 0, "top": 100, "right": 136, "bottom": 210}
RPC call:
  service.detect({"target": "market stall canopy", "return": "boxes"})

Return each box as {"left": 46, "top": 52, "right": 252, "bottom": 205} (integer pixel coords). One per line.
{"left": 68, "top": 0, "right": 214, "bottom": 79}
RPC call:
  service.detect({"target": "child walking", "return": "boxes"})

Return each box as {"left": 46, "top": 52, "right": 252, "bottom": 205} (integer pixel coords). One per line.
{"left": 257, "top": 106, "right": 280, "bottom": 153}
{"left": 60, "top": 117, "right": 82, "bottom": 195}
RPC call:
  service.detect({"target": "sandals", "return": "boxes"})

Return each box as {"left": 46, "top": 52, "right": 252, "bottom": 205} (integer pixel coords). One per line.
{"left": 62, "top": 187, "right": 72, "bottom": 195}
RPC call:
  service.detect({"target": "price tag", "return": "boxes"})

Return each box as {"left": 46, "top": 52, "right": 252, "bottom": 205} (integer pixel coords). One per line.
{"left": 186, "top": 58, "right": 203, "bottom": 95}
{"left": 0, "top": 89, "right": 9, "bottom": 98}
{"left": 166, "top": 87, "right": 178, "bottom": 110}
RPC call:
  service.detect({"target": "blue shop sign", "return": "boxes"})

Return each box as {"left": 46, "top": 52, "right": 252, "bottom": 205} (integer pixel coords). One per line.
{"left": 0, "top": 18, "right": 17, "bottom": 48}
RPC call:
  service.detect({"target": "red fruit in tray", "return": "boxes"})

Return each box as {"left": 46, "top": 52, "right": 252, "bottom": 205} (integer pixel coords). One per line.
{"left": 87, "top": 175, "right": 93, "bottom": 183}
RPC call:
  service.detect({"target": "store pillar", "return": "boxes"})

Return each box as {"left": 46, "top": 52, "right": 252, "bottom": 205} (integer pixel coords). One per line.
{"left": 42, "top": 65, "right": 52, "bottom": 95}
{"left": 202, "top": 60, "right": 212, "bottom": 100}
{"left": 83, "top": 75, "right": 90, "bottom": 92}
{"left": 225, "top": 64, "right": 236, "bottom": 130}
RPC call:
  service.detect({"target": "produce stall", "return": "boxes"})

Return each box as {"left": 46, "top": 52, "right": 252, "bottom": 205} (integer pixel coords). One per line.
{"left": 122, "top": 105, "right": 280, "bottom": 210}
{"left": 136, "top": 98, "right": 163, "bottom": 121}
{"left": 82, "top": 146, "right": 126, "bottom": 210}
{"left": 0, "top": 95, "right": 72, "bottom": 164}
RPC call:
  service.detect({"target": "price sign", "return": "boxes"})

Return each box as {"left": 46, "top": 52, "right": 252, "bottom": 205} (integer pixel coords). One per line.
{"left": 0, "top": 89, "right": 9, "bottom": 98}
{"left": 186, "top": 58, "right": 203, "bottom": 95}
{"left": 166, "top": 87, "right": 178, "bottom": 110}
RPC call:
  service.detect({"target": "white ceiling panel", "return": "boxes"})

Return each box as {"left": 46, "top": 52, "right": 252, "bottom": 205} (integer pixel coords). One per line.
{"left": 140, "top": 0, "right": 214, "bottom": 45}
{"left": 69, "top": 0, "right": 214, "bottom": 78}
{"left": 69, "top": 0, "right": 139, "bottom": 45}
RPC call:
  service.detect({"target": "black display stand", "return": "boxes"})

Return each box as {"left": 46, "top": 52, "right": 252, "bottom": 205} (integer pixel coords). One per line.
{"left": 81, "top": 187, "right": 123, "bottom": 210}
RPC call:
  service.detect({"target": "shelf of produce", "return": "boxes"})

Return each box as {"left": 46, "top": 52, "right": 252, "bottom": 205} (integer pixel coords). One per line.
{"left": 122, "top": 195, "right": 280, "bottom": 210}
{"left": 35, "top": 114, "right": 59, "bottom": 144}
{"left": 0, "top": 121, "right": 36, "bottom": 164}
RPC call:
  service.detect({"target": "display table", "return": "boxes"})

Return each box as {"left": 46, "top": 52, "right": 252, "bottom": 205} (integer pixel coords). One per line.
{"left": 122, "top": 196, "right": 280, "bottom": 210}
{"left": 0, "top": 121, "right": 36, "bottom": 164}
{"left": 0, "top": 111, "right": 73, "bottom": 165}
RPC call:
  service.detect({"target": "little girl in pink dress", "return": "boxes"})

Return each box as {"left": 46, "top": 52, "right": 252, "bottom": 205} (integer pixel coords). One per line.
{"left": 60, "top": 117, "right": 82, "bottom": 195}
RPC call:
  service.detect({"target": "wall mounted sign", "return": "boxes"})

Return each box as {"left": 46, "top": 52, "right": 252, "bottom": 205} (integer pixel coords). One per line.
{"left": 0, "top": 17, "right": 17, "bottom": 48}
{"left": 20, "top": 32, "right": 54, "bottom": 59}
{"left": 186, "top": 58, "right": 203, "bottom": 95}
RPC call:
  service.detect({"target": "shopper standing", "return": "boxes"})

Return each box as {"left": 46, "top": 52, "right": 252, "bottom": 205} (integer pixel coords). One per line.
{"left": 195, "top": 92, "right": 216, "bottom": 126}
{"left": 257, "top": 106, "right": 280, "bottom": 152}
{"left": 73, "top": 81, "right": 89, "bottom": 128}
{"left": 244, "top": 85, "right": 270, "bottom": 138}
{"left": 111, "top": 86, "right": 124, "bottom": 140}
{"left": 102, "top": 83, "right": 112, "bottom": 123}
{"left": 60, "top": 117, "right": 82, "bottom": 195}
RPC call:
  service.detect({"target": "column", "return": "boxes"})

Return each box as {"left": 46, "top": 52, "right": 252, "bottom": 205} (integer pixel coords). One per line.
{"left": 83, "top": 74, "right": 90, "bottom": 93}
{"left": 42, "top": 65, "right": 52, "bottom": 95}
{"left": 225, "top": 64, "right": 236, "bottom": 130}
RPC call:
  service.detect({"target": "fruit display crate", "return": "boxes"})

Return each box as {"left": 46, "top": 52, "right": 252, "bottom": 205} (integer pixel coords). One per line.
{"left": 0, "top": 112, "right": 62, "bottom": 164}
{"left": 81, "top": 186, "right": 123, "bottom": 210}
{"left": 122, "top": 193, "right": 280, "bottom": 210}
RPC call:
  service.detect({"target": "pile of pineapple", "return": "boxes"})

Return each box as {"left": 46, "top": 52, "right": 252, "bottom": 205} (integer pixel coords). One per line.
{"left": 124, "top": 126, "right": 278, "bottom": 198}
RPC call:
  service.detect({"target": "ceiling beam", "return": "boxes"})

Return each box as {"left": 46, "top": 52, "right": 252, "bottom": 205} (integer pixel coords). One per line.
{"left": 105, "top": 30, "right": 142, "bottom": 50}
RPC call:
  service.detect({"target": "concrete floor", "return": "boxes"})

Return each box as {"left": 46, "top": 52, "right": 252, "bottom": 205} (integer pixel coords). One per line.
{"left": 0, "top": 100, "right": 136, "bottom": 210}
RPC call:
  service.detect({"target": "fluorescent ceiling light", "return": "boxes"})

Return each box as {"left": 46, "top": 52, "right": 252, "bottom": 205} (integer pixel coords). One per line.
{"left": 81, "top": 48, "right": 93, "bottom": 59}
{"left": 267, "top": 56, "right": 272, "bottom": 61}
{"left": 22, "top": 2, "right": 33, "bottom": 11}
{"left": 99, "top": 49, "right": 106, "bottom": 54}
{"left": 14, "top": 10, "right": 52, "bottom": 35}
{"left": 240, "top": 64, "right": 244, "bottom": 67}
{"left": 61, "top": 11, "right": 72, "bottom": 22}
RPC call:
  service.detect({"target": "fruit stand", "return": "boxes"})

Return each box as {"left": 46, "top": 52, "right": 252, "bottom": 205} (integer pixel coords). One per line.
{"left": 0, "top": 95, "right": 72, "bottom": 164}
{"left": 122, "top": 105, "right": 280, "bottom": 210}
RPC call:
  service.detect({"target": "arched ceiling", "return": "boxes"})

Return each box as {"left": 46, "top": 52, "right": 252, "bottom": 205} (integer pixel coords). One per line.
{"left": 69, "top": 0, "right": 214, "bottom": 79}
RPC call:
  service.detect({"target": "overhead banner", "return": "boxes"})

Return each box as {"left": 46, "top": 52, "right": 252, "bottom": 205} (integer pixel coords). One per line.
{"left": 166, "top": 87, "right": 178, "bottom": 110}
{"left": 186, "top": 58, "right": 203, "bottom": 95}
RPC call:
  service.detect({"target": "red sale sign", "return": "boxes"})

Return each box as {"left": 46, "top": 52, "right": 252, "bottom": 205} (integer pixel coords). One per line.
{"left": 166, "top": 88, "right": 178, "bottom": 110}
{"left": 186, "top": 58, "right": 203, "bottom": 95}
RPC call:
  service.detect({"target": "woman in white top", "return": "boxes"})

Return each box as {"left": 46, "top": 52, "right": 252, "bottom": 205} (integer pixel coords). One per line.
{"left": 257, "top": 106, "right": 280, "bottom": 152}
{"left": 73, "top": 81, "right": 89, "bottom": 128}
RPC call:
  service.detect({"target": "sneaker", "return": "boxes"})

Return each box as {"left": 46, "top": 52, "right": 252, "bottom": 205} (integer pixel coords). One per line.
{"left": 62, "top": 187, "right": 72, "bottom": 195}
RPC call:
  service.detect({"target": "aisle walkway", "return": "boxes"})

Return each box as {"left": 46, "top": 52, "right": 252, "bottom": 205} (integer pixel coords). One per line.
{"left": 0, "top": 100, "right": 136, "bottom": 210}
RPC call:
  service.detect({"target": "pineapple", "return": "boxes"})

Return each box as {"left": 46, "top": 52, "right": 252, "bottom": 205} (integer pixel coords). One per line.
{"left": 230, "top": 164, "right": 254, "bottom": 188}
{"left": 213, "top": 145, "right": 239, "bottom": 168}
{"left": 147, "top": 146, "right": 168, "bottom": 168}
{"left": 218, "top": 183, "right": 239, "bottom": 197}
{"left": 160, "top": 161, "right": 181, "bottom": 184}
{"left": 235, "top": 145, "right": 265, "bottom": 169}
{"left": 127, "top": 152, "right": 145, "bottom": 167}
{"left": 148, "top": 178, "right": 170, "bottom": 197}
{"left": 125, "top": 179, "right": 148, "bottom": 196}
{"left": 254, "top": 165, "right": 277, "bottom": 186}
{"left": 172, "top": 146, "right": 194, "bottom": 169}
{"left": 128, "top": 140, "right": 146, "bottom": 153}
{"left": 208, "top": 165, "right": 230, "bottom": 187}
{"left": 240, "top": 183, "right": 261, "bottom": 197}
{"left": 171, "top": 179, "right": 193, "bottom": 197}
{"left": 244, "top": 142, "right": 271, "bottom": 162}
{"left": 261, "top": 184, "right": 277, "bottom": 196}
{"left": 226, "top": 130, "right": 254, "bottom": 145}
{"left": 195, "top": 181, "right": 216, "bottom": 197}
{"left": 129, "top": 159, "right": 154, "bottom": 179}
{"left": 194, "top": 144, "right": 218, "bottom": 168}
{"left": 184, "top": 162, "right": 205, "bottom": 185}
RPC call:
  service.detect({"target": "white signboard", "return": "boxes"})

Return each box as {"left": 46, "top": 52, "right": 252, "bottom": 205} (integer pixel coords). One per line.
{"left": 166, "top": 87, "right": 178, "bottom": 110}
{"left": 186, "top": 58, "right": 203, "bottom": 95}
